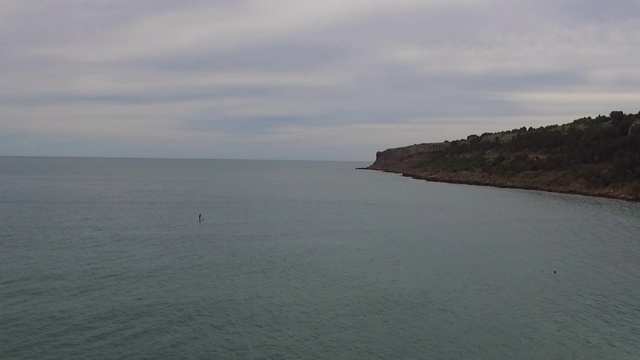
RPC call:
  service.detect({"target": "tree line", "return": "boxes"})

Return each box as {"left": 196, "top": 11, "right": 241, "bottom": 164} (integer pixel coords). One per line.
{"left": 427, "top": 111, "right": 640, "bottom": 187}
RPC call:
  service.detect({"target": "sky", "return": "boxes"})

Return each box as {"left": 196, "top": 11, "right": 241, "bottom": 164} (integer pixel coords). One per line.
{"left": 1, "top": 0, "right": 639, "bottom": 161}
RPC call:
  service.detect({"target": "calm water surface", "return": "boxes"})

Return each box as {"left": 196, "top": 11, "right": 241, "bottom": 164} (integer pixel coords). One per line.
{"left": 1, "top": 157, "right": 639, "bottom": 359}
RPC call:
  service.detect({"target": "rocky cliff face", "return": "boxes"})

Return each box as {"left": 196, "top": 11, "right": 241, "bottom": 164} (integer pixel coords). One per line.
{"left": 629, "top": 119, "right": 640, "bottom": 136}
{"left": 368, "top": 142, "right": 449, "bottom": 171}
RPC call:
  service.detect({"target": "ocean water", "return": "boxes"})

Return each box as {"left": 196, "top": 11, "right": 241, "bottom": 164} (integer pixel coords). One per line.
{"left": 1, "top": 156, "right": 639, "bottom": 359}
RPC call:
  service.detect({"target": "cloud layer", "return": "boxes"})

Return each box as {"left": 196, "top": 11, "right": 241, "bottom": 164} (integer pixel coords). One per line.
{"left": 2, "top": 0, "right": 639, "bottom": 160}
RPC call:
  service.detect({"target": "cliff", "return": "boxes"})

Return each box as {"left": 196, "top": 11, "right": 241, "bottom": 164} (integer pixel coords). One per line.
{"left": 364, "top": 111, "right": 640, "bottom": 202}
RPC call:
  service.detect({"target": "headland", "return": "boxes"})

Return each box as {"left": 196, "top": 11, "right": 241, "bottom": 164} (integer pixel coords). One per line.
{"left": 363, "top": 111, "right": 640, "bottom": 202}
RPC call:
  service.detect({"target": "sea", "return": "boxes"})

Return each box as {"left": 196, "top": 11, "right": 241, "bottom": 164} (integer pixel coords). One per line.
{"left": 1, "top": 156, "right": 639, "bottom": 359}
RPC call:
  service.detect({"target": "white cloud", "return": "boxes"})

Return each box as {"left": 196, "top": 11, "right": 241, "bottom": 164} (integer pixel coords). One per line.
{"left": 37, "top": 1, "right": 393, "bottom": 62}
{"left": 381, "top": 24, "right": 640, "bottom": 77}
{"left": 37, "top": 0, "right": 490, "bottom": 63}
{"left": 2, "top": 101, "right": 193, "bottom": 139}
{"left": 0, "top": 0, "right": 33, "bottom": 17}
{"left": 497, "top": 90, "right": 640, "bottom": 117}
{"left": 1, "top": 67, "right": 347, "bottom": 99}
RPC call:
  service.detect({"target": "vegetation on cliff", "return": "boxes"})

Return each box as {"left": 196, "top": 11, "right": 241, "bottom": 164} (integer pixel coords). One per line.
{"left": 367, "top": 111, "right": 640, "bottom": 201}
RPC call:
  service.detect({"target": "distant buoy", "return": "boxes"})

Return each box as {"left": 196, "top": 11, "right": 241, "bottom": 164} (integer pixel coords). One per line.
{"left": 553, "top": 270, "right": 556, "bottom": 274}
{"left": 199, "top": 214, "right": 202, "bottom": 222}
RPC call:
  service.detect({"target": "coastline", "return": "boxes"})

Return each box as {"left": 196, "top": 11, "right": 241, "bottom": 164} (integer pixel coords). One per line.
{"left": 360, "top": 167, "right": 640, "bottom": 203}
{"left": 360, "top": 112, "right": 640, "bottom": 203}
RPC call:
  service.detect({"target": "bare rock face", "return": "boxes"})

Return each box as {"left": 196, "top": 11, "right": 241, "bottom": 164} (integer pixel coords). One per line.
{"left": 368, "top": 142, "right": 449, "bottom": 171}
{"left": 628, "top": 120, "right": 640, "bottom": 136}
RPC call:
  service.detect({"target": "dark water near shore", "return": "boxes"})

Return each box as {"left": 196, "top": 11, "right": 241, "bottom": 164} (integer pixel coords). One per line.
{"left": 1, "top": 157, "right": 639, "bottom": 359}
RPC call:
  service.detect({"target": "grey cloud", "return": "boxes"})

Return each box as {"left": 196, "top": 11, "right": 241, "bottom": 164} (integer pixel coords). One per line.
{"left": 555, "top": 0, "right": 640, "bottom": 23}
{"left": 147, "top": 42, "right": 348, "bottom": 73}
{"left": 185, "top": 115, "right": 327, "bottom": 135}
{"left": 1, "top": 0, "right": 639, "bottom": 160}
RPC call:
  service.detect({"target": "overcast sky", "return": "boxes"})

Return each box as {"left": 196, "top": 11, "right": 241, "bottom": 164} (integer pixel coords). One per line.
{"left": 1, "top": 0, "right": 639, "bottom": 160}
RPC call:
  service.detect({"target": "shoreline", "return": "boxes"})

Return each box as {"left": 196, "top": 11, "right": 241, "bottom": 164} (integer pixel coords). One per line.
{"left": 360, "top": 111, "right": 640, "bottom": 204}
{"left": 360, "top": 167, "right": 640, "bottom": 203}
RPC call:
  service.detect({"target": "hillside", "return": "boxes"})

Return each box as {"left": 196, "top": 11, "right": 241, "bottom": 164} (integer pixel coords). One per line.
{"left": 365, "top": 111, "right": 640, "bottom": 201}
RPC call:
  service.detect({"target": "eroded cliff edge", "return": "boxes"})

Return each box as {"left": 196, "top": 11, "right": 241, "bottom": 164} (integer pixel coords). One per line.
{"left": 364, "top": 111, "right": 640, "bottom": 202}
